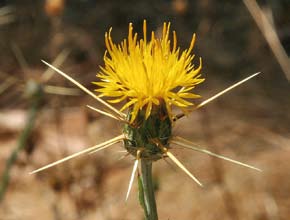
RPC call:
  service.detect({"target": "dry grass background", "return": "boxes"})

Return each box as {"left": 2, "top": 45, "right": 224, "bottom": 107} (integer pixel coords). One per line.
{"left": 0, "top": 1, "right": 289, "bottom": 219}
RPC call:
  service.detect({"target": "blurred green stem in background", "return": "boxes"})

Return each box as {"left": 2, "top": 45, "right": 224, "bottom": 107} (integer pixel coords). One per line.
{"left": 0, "top": 80, "right": 43, "bottom": 202}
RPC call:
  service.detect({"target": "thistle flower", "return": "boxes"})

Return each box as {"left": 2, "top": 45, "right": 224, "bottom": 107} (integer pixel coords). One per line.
{"left": 31, "top": 20, "right": 261, "bottom": 220}
{"left": 94, "top": 21, "right": 204, "bottom": 122}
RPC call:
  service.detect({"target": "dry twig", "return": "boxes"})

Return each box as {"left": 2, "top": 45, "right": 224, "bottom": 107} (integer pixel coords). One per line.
{"left": 243, "top": 0, "right": 290, "bottom": 82}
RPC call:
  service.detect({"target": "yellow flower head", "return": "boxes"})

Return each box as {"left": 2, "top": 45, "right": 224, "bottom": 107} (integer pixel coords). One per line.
{"left": 95, "top": 20, "right": 204, "bottom": 122}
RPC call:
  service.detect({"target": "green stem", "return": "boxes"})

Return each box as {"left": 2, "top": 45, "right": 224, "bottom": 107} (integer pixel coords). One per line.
{"left": 140, "top": 159, "right": 158, "bottom": 220}
{"left": 0, "top": 83, "right": 42, "bottom": 202}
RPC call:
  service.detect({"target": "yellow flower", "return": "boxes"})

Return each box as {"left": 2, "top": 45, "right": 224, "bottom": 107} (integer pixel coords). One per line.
{"left": 34, "top": 22, "right": 261, "bottom": 189}
{"left": 94, "top": 20, "right": 204, "bottom": 122}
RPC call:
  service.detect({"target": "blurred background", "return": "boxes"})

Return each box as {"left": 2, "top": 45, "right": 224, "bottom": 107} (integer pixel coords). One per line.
{"left": 0, "top": 0, "right": 289, "bottom": 219}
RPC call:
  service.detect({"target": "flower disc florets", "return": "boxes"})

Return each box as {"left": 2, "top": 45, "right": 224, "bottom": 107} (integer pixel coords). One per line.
{"left": 95, "top": 20, "right": 204, "bottom": 123}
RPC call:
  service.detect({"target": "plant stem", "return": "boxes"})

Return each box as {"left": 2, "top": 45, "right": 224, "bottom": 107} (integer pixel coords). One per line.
{"left": 140, "top": 159, "right": 158, "bottom": 220}
{"left": 0, "top": 82, "right": 42, "bottom": 202}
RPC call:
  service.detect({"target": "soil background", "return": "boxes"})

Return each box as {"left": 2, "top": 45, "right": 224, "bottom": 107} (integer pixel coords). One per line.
{"left": 0, "top": 1, "right": 290, "bottom": 220}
